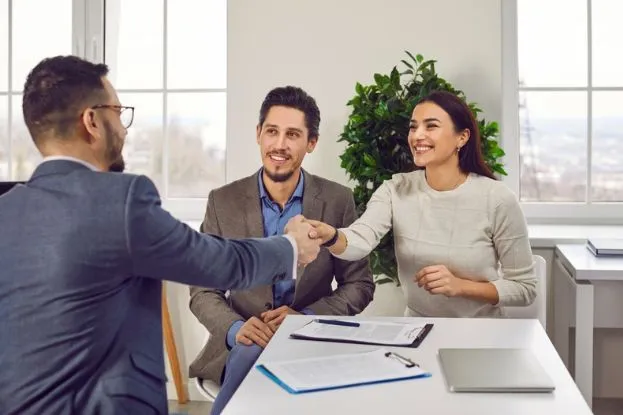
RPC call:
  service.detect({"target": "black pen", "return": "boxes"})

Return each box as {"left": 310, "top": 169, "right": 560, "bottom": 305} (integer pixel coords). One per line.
{"left": 314, "top": 319, "right": 360, "bottom": 327}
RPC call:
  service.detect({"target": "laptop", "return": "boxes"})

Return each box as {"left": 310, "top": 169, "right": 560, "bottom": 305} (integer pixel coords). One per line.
{"left": 438, "top": 348, "right": 555, "bottom": 393}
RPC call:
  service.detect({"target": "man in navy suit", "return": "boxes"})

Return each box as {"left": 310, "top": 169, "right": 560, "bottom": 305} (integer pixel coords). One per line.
{"left": 0, "top": 55, "right": 320, "bottom": 415}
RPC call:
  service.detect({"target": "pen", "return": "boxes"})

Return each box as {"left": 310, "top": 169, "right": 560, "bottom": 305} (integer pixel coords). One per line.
{"left": 314, "top": 319, "right": 360, "bottom": 327}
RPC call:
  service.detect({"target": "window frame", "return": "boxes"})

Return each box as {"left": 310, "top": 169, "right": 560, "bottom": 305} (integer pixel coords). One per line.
{"left": 1, "top": 0, "right": 222, "bottom": 221}
{"left": 91, "top": 0, "right": 224, "bottom": 220}
{"left": 502, "top": 0, "right": 623, "bottom": 224}
{"left": 1, "top": 0, "right": 88, "bottom": 180}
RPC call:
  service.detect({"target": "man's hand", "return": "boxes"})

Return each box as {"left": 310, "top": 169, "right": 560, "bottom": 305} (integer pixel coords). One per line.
{"left": 285, "top": 215, "right": 321, "bottom": 265}
{"left": 261, "top": 305, "right": 300, "bottom": 331}
{"left": 414, "top": 265, "right": 466, "bottom": 297}
{"left": 234, "top": 316, "right": 274, "bottom": 348}
{"left": 301, "top": 219, "right": 336, "bottom": 245}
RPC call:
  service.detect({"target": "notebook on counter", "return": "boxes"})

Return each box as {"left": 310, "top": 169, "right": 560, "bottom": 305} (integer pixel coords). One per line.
{"left": 256, "top": 348, "right": 431, "bottom": 394}
{"left": 587, "top": 238, "right": 623, "bottom": 257}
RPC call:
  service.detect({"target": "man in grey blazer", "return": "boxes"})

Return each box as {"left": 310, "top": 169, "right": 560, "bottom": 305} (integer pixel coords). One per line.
{"left": 189, "top": 86, "right": 374, "bottom": 414}
{"left": 0, "top": 56, "right": 321, "bottom": 415}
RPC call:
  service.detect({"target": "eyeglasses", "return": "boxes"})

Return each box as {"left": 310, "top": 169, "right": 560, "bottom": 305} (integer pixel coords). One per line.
{"left": 91, "top": 104, "right": 135, "bottom": 129}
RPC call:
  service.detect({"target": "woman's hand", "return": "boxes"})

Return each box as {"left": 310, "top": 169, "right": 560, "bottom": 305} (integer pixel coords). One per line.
{"left": 415, "top": 265, "right": 466, "bottom": 297}
{"left": 302, "top": 219, "right": 337, "bottom": 245}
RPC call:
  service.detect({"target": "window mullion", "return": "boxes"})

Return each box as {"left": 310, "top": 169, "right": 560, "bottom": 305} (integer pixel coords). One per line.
{"left": 586, "top": 0, "right": 593, "bottom": 204}
{"left": 501, "top": 0, "right": 520, "bottom": 196}
{"left": 7, "top": 0, "right": 13, "bottom": 179}
{"left": 162, "top": 0, "right": 169, "bottom": 200}
{"left": 84, "top": 0, "right": 104, "bottom": 63}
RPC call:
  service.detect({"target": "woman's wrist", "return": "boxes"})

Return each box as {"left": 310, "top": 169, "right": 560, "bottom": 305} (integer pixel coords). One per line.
{"left": 321, "top": 227, "right": 339, "bottom": 247}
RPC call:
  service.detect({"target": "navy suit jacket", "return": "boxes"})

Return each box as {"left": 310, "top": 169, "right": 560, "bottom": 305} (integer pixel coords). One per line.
{"left": 0, "top": 160, "right": 294, "bottom": 415}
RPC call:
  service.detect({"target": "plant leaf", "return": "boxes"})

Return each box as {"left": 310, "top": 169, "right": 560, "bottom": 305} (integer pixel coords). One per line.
{"left": 405, "top": 50, "right": 417, "bottom": 64}
{"left": 400, "top": 59, "right": 414, "bottom": 70}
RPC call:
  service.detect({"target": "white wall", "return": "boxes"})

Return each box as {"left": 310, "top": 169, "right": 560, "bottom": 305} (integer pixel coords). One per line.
{"left": 165, "top": 0, "right": 503, "bottom": 400}
{"left": 226, "top": 0, "right": 502, "bottom": 185}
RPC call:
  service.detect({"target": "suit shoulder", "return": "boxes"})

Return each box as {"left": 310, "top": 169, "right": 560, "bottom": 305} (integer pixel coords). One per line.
{"left": 86, "top": 171, "right": 147, "bottom": 195}
{"left": 209, "top": 174, "right": 256, "bottom": 200}
{"left": 307, "top": 173, "right": 353, "bottom": 198}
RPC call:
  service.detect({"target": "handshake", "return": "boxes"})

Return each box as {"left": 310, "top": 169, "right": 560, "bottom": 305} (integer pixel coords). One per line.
{"left": 284, "top": 215, "right": 337, "bottom": 265}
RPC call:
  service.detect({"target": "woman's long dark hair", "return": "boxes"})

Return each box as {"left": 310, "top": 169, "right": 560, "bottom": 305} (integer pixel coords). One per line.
{"left": 415, "top": 90, "right": 497, "bottom": 180}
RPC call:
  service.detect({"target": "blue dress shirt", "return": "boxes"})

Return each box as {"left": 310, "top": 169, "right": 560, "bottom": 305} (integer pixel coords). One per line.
{"left": 226, "top": 170, "right": 313, "bottom": 347}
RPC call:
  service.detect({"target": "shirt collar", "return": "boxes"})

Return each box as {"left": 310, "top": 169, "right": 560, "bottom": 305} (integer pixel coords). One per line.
{"left": 40, "top": 156, "right": 100, "bottom": 172}
{"left": 258, "top": 168, "right": 305, "bottom": 203}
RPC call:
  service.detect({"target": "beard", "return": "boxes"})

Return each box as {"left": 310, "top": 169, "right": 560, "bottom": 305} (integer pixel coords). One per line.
{"left": 264, "top": 151, "right": 297, "bottom": 182}
{"left": 108, "top": 157, "right": 125, "bottom": 173}
{"left": 104, "top": 121, "right": 126, "bottom": 173}
{"left": 264, "top": 167, "right": 296, "bottom": 183}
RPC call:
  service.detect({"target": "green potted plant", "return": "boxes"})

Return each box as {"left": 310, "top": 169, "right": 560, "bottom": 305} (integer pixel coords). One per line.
{"left": 339, "top": 51, "right": 506, "bottom": 285}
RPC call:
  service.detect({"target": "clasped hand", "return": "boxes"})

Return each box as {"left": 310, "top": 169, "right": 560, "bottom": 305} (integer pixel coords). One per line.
{"left": 235, "top": 306, "right": 299, "bottom": 348}
{"left": 284, "top": 215, "right": 321, "bottom": 266}
{"left": 415, "top": 265, "right": 466, "bottom": 297}
{"left": 284, "top": 215, "right": 338, "bottom": 265}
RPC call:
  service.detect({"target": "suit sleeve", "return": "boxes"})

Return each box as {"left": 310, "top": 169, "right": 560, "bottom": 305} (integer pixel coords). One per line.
{"left": 189, "top": 191, "right": 245, "bottom": 349}
{"left": 305, "top": 190, "right": 375, "bottom": 315}
{"left": 125, "top": 175, "right": 294, "bottom": 290}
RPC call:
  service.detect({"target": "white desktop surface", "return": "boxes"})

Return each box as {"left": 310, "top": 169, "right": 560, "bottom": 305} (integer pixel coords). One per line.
{"left": 223, "top": 316, "right": 591, "bottom": 415}
{"left": 556, "top": 244, "right": 623, "bottom": 281}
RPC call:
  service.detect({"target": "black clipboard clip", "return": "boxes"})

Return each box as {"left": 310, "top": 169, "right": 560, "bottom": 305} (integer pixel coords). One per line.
{"left": 385, "top": 351, "right": 418, "bottom": 368}
{"left": 412, "top": 323, "right": 434, "bottom": 347}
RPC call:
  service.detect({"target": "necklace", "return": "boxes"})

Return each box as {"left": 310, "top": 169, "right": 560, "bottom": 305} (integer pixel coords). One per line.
{"left": 450, "top": 173, "right": 467, "bottom": 190}
{"left": 425, "top": 171, "right": 467, "bottom": 191}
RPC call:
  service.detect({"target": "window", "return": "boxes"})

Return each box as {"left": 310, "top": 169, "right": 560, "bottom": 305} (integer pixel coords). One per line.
{"left": 503, "top": 0, "right": 623, "bottom": 221}
{"left": 0, "top": 0, "right": 74, "bottom": 181}
{"left": 104, "top": 0, "right": 227, "bottom": 219}
{"left": 0, "top": 0, "right": 226, "bottom": 220}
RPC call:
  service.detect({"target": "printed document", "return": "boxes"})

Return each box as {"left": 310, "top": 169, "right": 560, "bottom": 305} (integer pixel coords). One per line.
{"left": 290, "top": 320, "right": 425, "bottom": 346}
{"left": 258, "top": 348, "right": 430, "bottom": 393}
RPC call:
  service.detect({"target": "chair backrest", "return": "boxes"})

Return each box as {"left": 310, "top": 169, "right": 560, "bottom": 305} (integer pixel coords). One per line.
{"left": 504, "top": 254, "right": 547, "bottom": 328}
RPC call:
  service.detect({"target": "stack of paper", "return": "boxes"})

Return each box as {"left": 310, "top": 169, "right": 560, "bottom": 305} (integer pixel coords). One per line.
{"left": 257, "top": 348, "right": 431, "bottom": 394}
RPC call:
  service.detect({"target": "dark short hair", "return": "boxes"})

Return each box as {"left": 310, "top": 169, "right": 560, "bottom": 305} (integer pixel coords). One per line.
{"left": 415, "top": 90, "right": 496, "bottom": 180}
{"left": 22, "top": 55, "right": 109, "bottom": 143}
{"left": 258, "top": 86, "right": 320, "bottom": 140}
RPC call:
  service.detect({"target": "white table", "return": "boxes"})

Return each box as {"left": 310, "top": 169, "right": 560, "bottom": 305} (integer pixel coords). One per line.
{"left": 553, "top": 244, "right": 623, "bottom": 408}
{"left": 223, "top": 316, "right": 591, "bottom": 415}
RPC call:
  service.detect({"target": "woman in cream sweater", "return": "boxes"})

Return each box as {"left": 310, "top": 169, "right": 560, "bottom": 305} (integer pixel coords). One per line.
{"left": 308, "top": 91, "right": 536, "bottom": 318}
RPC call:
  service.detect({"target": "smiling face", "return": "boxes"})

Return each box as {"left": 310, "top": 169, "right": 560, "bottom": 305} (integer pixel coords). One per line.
{"left": 256, "top": 105, "right": 317, "bottom": 182}
{"left": 408, "top": 101, "right": 469, "bottom": 169}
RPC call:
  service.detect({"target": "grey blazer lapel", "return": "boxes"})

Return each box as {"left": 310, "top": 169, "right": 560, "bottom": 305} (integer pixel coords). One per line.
{"left": 243, "top": 172, "right": 264, "bottom": 238}
{"left": 242, "top": 172, "right": 273, "bottom": 302}
{"left": 294, "top": 171, "right": 325, "bottom": 296}
{"left": 302, "top": 171, "right": 324, "bottom": 221}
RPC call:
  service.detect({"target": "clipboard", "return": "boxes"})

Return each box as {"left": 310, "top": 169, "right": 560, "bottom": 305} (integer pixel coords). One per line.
{"left": 289, "top": 320, "right": 434, "bottom": 348}
{"left": 256, "top": 348, "right": 431, "bottom": 394}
